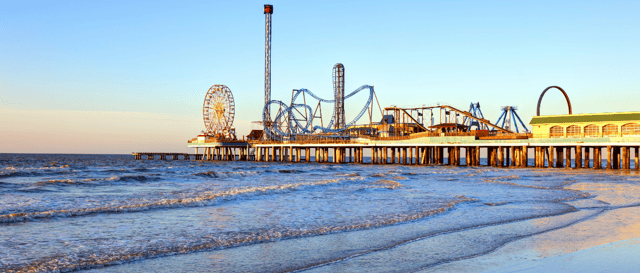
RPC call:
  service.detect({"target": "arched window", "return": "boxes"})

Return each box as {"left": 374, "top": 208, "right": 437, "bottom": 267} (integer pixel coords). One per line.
{"left": 550, "top": 126, "right": 564, "bottom": 138}
{"left": 566, "top": 125, "right": 581, "bottom": 137}
{"left": 602, "top": 124, "right": 618, "bottom": 137}
{"left": 584, "top": 124, "right": 599, "bottom": 137}
{"left": 622, "top": 123, "right": 640, "bottom": 136}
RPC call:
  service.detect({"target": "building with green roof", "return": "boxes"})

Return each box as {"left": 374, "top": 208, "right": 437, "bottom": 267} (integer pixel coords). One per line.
{"left": 530, "top": 111, "right": 640, "bottom": 138}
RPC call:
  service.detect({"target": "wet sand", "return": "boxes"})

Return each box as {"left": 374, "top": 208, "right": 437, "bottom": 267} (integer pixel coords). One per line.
{"left": 426, "top": 185, "right": 640, "bottom": 272}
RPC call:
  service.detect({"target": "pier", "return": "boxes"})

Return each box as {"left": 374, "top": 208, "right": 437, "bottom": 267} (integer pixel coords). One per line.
{"left": 134, "top": 134, "right": 640, "bottom": 171}
{"left": 133, "top": 4, "right": 640, "bottom": 172}
{"left": 167, "top": 132, "right": 640, "bottom": 170}
{"left": 131, "top": 153, "right": 194, "bottom": 160}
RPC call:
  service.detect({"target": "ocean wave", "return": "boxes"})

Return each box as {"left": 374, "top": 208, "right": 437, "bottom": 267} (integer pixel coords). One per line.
{"left": 0, "top": 165, "right": 74, "bottom": 179}
{"left": 0, "top": 195, "right": 474, "bottom": 273}
{"left": 0, "top": 181, "right": 20, "bottom": 188}
{"left": 487, "top": 175, "right": 521, "bottom": 181}
{"left": 484, "top": 201, "right": 509, "bottom": 206}
{"left": 194, "top": 171, "right": 218, "bottom": 177}
{"left": 483, "top": 175, "right": 552, "bottom": 190}
{"left": 0, "top": 171, "right": 42, "bottom": 179}
{"left": 0, "top": 176, "right": 363, "bottom": 223}
{"left": 15, "top": 188, "right": 56, "bottom": 193}
{"left": 193, "top": 170, "right": 264, "bottom": 178}
{"left": 34, "top": 175, "right": 158, "bottom": 186}
{"left": 100, "top": 169, "right": 134, "bottom": 174}
{"left": 36, "top": 179, "right": 81, "bottom": 185}
{"left": 483, "top": 180, "right": 550, "bottom": 189}
{"left": 7, "top": 165, "right": 70, "bottom": 171}
{"left": 117, "top": 175, "right": 161, "bottom": 182}
{"left": 82, "top": 176, "right": 119, "bottom": 182}
{"left": 371, "top": 179, "right": 403, "bottom": 189}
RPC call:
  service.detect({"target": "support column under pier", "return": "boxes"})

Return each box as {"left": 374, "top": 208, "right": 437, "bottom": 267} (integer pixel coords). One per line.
{"left": 556, "top": 147, "right": 563, "bottom": 168}
{"left": 610, "top": 146, "right": 616, "bottom": 169}
{"left": 606, "top": 146, "right": 612, "bottom": 169}
{"left": 633, "top": 146, "right": 640, "bottom": 170}
{"left": 538, "top": 147, "right": 544, "bottom": 168}
{"left": 546, "top": 146, "right": 553, "bottom": 168}
{"left": 405, "top": 147, "right": 413, "bottom": 165}
{"left": 324, "top": 148, "right": 329, "bottom": 163}
{"left": 584, "top": 147, "right": 590, "bottom": 168}
{"left": 576, "top": 146, "right": 582, "bottom": 169}
{"left": 391, "top": 148, "right": 396, "bottom": 164}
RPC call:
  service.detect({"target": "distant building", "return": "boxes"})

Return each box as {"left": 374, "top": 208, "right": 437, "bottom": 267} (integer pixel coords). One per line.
{"left": 530, "top": 112, "right": 640, "bottom": 138}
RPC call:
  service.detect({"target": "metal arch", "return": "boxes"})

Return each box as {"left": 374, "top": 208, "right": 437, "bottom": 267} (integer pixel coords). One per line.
{"left": 537, "top": 86, "right": 572, "bottom": 116}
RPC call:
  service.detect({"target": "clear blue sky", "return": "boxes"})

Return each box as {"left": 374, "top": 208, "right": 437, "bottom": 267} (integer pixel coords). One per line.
{"left": 1, "top": 1, "right": 639, "bottom": 153}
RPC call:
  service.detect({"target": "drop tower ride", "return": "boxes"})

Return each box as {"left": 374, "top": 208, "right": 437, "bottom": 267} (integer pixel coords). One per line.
{"left": 264, "top": 4, "right": 273, "bottom": 137}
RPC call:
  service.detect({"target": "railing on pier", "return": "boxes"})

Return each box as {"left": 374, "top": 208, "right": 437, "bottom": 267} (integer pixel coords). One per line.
{"left": 370, "top": 131, "right": 477, "bottom": 141}
{"left": 187, "top": 138, "right": 248, "bottom": 144}
{"left": 247, "top": 131, "right": 535, "bottom": 144}
{"left": 131, "top": 152, "right": 194, "bottom": 160}
{"left": 530, "top": 133, "right": 640, "bottom": 139}
{"left": 249, "top": 136, "right": 355, "bottom": 145}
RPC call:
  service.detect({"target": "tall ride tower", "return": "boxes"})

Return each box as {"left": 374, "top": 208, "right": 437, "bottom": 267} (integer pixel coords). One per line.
{"left": 264, "top": 4, "right": 273, "bottom": 135}
{"left": 333, "top": 63, "right": 345, "bottom": 130}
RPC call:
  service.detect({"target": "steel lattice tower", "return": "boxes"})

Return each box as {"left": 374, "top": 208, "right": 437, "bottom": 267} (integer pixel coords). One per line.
{"left": 264, "top": 4, "right": 273, "bottom": 134}
{"left": 333, "top": 63, "right": 345, "bottom": 130}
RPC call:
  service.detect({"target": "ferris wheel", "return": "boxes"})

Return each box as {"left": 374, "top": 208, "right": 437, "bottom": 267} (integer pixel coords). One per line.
{"left": 203, "top": 84, "right": 235, "bottom": 138}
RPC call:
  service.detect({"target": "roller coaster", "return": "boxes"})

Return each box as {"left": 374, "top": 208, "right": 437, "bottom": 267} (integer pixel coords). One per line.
{"left": 256, "top": 4, "right": 531, "bottom": 142}
{"left": 262, "top": 64, "right": 380, "bottom": 140}
{"left": 259, "top": 63, "right": 528, "bottom": 141}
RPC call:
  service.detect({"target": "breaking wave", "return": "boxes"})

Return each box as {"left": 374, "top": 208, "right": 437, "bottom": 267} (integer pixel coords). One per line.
{"left": 0, "top": 176, "right": 363, "bottom": 223}
{"left": 371, "top": 179, "right": 403, "bottom": 189}
{"left": 1, "top": 196, "right": 476, "bottom": 273}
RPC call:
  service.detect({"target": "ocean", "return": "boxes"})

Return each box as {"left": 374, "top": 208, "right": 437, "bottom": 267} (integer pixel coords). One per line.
{"left": 1, "top": 153, "right": 639, "bottom": 272}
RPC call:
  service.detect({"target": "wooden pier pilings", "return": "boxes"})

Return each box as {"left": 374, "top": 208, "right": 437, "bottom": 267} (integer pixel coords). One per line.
{"left": 132, "top": 153, "right": 193, "bottom": 160}
{"left": 134, "top": 144, "right": 640, "bottom": 170}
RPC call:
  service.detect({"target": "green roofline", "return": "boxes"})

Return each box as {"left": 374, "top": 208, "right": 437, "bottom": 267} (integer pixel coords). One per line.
{"left": 530, "top": 112, "right": 640, "bottom": 125}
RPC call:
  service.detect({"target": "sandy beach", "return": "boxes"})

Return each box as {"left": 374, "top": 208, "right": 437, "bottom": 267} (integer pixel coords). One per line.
{"left": 427, "top": 174, "right": 640, "bottom": 273}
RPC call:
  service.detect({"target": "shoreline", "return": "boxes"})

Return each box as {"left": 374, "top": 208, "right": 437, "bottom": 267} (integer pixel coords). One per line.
{"left": 495, "top": 237, "right": 640, "bottom": 273}
{"left": 425, "top": 205, "right": 640, "bottom": 272}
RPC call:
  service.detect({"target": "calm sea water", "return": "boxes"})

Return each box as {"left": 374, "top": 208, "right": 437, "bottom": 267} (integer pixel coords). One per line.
{"left": 1, "top": 153, "right": 638, "bottom": 272}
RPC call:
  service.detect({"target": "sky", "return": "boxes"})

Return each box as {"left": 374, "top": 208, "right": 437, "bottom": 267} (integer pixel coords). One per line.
{"left": 1, "top": 0, "right": 639, "bottom": 154}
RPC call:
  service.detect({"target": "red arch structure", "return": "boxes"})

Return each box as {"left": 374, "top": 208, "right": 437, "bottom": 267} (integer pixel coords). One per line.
{"left": 537, "top": 86, "right": 572, "bottom": 116}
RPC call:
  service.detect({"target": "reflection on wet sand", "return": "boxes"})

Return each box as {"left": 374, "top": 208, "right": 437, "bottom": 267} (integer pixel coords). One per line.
{"left": 424, "top": 171, "right": 640, "bottom": 273}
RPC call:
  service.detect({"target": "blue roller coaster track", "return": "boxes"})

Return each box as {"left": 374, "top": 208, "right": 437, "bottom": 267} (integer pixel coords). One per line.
{"left": 262, "top": 85, "right": 375, "bottom": 140}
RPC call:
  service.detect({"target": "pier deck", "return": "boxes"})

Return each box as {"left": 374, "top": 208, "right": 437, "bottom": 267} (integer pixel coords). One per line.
{"left": 131, "top": 152, "right": 193, "bottom": 160}
{"left": 134, "top": 135, "right": 640, "bottom": 171}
